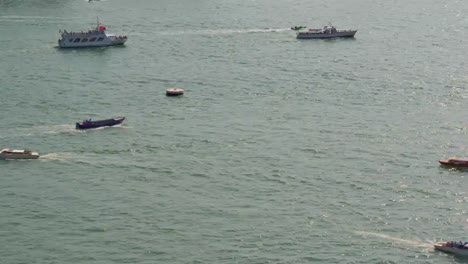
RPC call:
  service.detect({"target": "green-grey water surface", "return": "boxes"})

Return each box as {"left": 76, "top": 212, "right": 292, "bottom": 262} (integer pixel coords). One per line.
{"left": 1, "top": 0, "right": 468, "bottom": 263}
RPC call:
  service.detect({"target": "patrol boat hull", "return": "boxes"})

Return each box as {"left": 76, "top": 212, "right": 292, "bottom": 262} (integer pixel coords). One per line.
{"left": 75, "top": 117, "right": 125, "bottom": 130}
{"left": 297, "top": 30, "right": 357, "bottom": 39}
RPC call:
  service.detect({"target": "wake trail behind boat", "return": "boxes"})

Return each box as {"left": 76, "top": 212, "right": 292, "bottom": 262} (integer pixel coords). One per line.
{"left": 0, "top": 15, "right": 75, "bottom": 24}
{"left": 354, "top": 231, "right": 433, "bottom": 249}
{"left": 157, "top": 28, "right": 291, "bottom": 36}
{"left": 39, "top": 152, "right": 74, "bottom": 161}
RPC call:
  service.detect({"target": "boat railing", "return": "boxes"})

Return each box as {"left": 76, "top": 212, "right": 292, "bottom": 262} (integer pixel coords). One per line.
{"left": 61, "top": 29, "right": 105, "bottom": 37}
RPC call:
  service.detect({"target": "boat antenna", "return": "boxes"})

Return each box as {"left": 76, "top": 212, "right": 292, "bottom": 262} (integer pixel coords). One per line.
{"left": 97, "top": 16, "right": 100, "bottom": 27}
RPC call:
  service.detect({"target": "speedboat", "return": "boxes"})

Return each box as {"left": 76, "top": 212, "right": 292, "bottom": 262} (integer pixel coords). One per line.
{"left": 58, "top": 18, "right": 127, "bottom": 48}
{"left": 0, "top": 149, "right": 40, "bottom": 160}
{"left": 296, "top": 23, "right": 357, "bottom": 39}
{"left": 291, "top": 25, "right": 306, "bottom": 31}
{"left": 434, "top": 241, "right": 468, "bottom": 256}
{"left": 439, "top": 157, "right": 468, "bottom": 167}
{"left": 76, "top": 117, "right": 125, "bottom": 129}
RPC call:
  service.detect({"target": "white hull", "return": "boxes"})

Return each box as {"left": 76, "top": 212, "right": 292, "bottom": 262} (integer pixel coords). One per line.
{"left": 58, "top": 20, "right": 127, "bottom": 48}
{"left": 58, "top": 36, "right": 126, "bottom": 48}
{"left": 434, "top": 243, "right": 468, "bottom": 256}
{"left": 297, "top": 30, "right": 357, "bottom": 39}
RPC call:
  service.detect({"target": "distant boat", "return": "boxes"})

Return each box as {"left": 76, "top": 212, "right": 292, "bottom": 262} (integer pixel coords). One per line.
{"left": 291, "top": 25, "right": 307, "bottom": 31}
{"left": 58, "top": 18, "right": 127, "bottom": 48}
{"left": 0, "top": 149, "right": 39, "bottom": 160}
{"left": 296, "top": 23, "right": 357, "bottom": 39}
{"left": 166, "top": 88, "right": 184, "bottom": 96}
{"left": 434, "top": 241, "right": 468, "bottom": 256}
{"left": 439, "top": 157, "right": 468, "bottom": 167}
{"left": 75, "top": 117, "right": 125, "bottom": 130}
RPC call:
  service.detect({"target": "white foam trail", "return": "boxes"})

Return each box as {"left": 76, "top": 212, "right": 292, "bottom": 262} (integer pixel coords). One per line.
{"left": 0, "top": 15, "right": 73, "bottom": 24}
{"left": 157, "top": 28, "right": 291, "bottom": 36}
{"left": 41, "top": 125, "right": 84, "bottom": 135}
{"left": 354, "top": 231, "right": 433, "bottom": 249}
{"left": 0, "top": 15, "right": 69, "bottom": 20}
{"left": 82, "top": 124, "right": 127, "bottom": 131}
{"left": 39, "top": 152, "right": 73, "bottom": 161}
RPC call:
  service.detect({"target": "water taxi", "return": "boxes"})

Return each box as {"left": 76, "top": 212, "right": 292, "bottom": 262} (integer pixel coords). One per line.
{"left": 0, "top": 149, "right": 40, "bottom": 160}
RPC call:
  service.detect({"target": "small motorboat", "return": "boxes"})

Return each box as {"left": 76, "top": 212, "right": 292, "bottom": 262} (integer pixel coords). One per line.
{"left": 434, "top": 241, "right": 468, "bottom": 256}
{"left": 76, "top": 117, "right": 125, "bottom": 129}
{"left": 0, "top": 149, "right": 40, "bottom": 160}
{"left": 166, "top": 88, "right": 184, "bottom": 96}
{"left": 439, "top": 157, "right": 468, "bottom": 167}
{"left": 291, "top": 25, "right": 307, "bottom": 31}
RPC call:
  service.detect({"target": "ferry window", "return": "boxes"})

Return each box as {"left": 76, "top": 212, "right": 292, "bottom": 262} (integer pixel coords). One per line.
{"left": 74, "top": 38, "right": 81, "bottom": 43}
{"left": 81, "top": 38, "right": 88, "bottom": 42}
{"left": 68, "top": 39, "right": 73, "bottom": 42}
{"left": 97, "top": 37, "right": 104, "bottom": 41}
{"left": 89, "top": 37, "right": 96, "bottom": 42}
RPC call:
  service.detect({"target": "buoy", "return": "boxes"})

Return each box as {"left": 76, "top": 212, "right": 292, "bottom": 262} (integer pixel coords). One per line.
{"left": 166, "top": 88, "right": 184, "bottom": 96}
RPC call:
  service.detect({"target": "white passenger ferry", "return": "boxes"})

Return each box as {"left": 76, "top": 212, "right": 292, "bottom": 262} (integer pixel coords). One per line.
{"left": 58, "top": 19, "right": 127, "bottom": 48}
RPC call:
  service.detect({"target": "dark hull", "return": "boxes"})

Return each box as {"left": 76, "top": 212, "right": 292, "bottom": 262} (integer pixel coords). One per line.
{"left": 76, "top": 117, "right": 125, "bottom": 129}
{"left": 166, "top": 88, "right": 184, "bottom": 96}
{"left": 58, "top": 42, "right": 126, "bottom": 48}
{"left": 166, "top": 92, "right": 183, "bottom": 96}
{"left": 439, "top": 160, "right": 468, "bottom": 167}
{"left": 296, "top": 30, "right": 357, "bottom": 39}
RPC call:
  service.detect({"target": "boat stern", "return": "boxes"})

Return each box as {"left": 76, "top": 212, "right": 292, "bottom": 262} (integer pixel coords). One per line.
{"left": 434, "top": 242, "right": 447, "bottom": 249}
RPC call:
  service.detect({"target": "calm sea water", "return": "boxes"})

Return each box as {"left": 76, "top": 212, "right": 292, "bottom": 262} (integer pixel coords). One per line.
{"left": 1, "top": 0, "right": 468, "bottom": 263}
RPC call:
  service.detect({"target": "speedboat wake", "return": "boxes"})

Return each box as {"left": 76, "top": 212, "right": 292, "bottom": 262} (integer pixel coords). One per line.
{"left": 354, "top": 231, "right": 433, "bottom": 248}
{"left": 158, "top": 28, "right": 291, "bottom": 36}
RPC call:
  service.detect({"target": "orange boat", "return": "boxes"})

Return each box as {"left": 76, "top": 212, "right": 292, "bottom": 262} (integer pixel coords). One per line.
{"left": 439, "top": 157, "right": 468, "bottom": 167}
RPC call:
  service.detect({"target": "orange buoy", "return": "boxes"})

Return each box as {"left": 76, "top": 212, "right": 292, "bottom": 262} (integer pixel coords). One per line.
{"left": 166, "top": 88, "right": 184, "bottom": 96}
